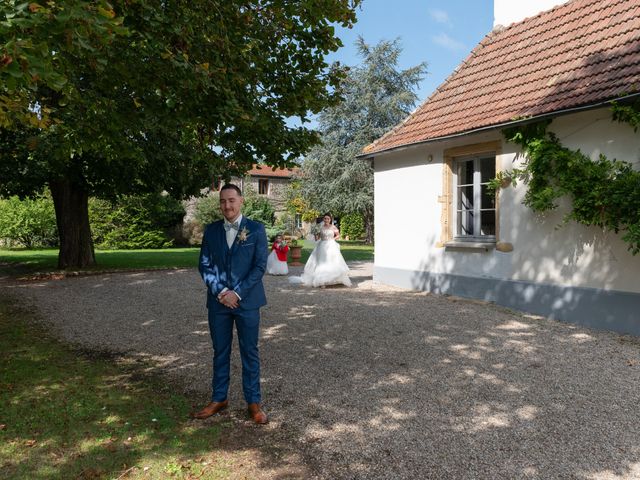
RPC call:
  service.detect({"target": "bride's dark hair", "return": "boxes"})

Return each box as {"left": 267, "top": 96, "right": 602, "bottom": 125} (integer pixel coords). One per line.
{"left": 322, "top": 213, "right": 333, "bottom": 221}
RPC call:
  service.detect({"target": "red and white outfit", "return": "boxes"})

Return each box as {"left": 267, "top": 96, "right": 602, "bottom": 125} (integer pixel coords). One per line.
{"left": 266, "top": 240, "right": 289, "bottom": 275}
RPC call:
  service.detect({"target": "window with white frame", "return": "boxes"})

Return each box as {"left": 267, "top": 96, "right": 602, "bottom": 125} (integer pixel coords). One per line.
{"left": 453, "top": 155, "right": 496, "bottom": 241}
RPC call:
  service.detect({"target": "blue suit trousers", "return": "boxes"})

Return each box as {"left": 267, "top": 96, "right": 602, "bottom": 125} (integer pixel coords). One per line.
{"left": 208, "top": 308, "right": 261, "bottom": 404}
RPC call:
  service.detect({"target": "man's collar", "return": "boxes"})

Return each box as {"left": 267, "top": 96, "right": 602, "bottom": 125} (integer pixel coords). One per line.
{"left": 224, "top": 214, "right": 243, "bottom": 225}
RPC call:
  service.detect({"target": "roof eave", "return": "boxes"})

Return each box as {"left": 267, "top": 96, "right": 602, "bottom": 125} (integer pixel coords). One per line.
{"left": 358, "top": 93, "right": 640, "bottom": 160}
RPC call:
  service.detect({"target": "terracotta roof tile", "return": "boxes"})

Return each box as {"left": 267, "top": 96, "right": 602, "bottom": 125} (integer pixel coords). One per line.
{"left": 245, "top": 164, "right": 300, "bottom": 178}
{"left": 364, "top": 0, "right": 640, "bottom": 155}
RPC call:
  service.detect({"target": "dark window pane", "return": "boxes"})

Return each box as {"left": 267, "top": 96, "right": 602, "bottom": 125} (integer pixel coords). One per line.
{"left": 458, "top": 160, "right": 474, "bottom": 185}
{"left": 458, "top": 185, "right": 474, "bottom": 210}
{"left": 458, "top": 210, "right": 474, "bottom": 236}
{"left": 481, "top": 210, "right": 495, "bottom": 236}
{"left": 480, "top": 157, "right": 496, "bottom": 183}
{"left": 258, "top": 179, "right": 269, "bottom": 195}
{"left": 481, "top": 185, "right": 495, "bottom": 209}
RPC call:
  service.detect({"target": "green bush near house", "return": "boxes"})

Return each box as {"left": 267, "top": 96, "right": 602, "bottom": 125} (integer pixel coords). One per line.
{"left": 242, "top": 189, "right": 275, "bottom": 226}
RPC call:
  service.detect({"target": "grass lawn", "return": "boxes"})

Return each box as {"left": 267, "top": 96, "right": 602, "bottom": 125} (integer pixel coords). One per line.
{"left": 0, "top": 248, "right": 201, "bottom": 275}
{"left": 297, "top": 239, "right": 373, "bottom": 265}
{"left": 0, "top": 241, "right": 373, "bottom": 275}
{"left": 0, "top": 296, "right": 236, "bottom": 479}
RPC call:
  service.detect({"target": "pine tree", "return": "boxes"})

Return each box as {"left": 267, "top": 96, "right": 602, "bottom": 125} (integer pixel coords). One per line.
{"left": 301, "top": 37, "right": 426, "bottom": 242}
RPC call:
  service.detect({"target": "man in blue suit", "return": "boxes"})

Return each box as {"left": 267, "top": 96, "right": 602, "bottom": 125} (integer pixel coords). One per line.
{"left": 194, "top": 183, "right": 269, "bottom": 424}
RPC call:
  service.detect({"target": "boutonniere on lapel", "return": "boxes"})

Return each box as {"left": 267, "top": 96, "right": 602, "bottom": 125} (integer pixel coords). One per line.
{"left": 236, "top": 227, "right": 250, "bottom": 244}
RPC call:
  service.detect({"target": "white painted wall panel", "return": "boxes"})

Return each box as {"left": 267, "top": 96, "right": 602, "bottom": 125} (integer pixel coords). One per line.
{"left": 373, "top": 108, "right": 640, "bottom": 295}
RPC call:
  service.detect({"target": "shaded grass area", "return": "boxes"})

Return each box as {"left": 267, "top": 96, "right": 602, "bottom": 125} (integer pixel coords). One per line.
{"left": 0, "top": 242, "right": 373, "bottom": 276}
{"left": 0, "top": 296, "right": 234, "bottom": 479}
{"left": 0, "top": 248, "right": 200, "bottom": 275}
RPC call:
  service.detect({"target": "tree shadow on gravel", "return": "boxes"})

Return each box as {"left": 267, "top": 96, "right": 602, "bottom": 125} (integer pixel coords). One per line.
{"left": 6, "top": 268, "right": 640, "bottom": 479}
{"left": 261, "top": 282, "right": 640, "bottom": 480}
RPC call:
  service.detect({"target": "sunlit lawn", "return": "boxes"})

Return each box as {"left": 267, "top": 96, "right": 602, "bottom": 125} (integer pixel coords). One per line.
{"left": 0, "top": 297, "right": 234, "bottom": 480}
{"left": 0, "top": 241, "right": 373, "bottom": 275}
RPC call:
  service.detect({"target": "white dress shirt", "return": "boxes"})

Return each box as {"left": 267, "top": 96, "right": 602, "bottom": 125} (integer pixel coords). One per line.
{"left": 224, "top": 214, "right": 243, "bottom": 248}
{"left": 219, "top": 214, "right": 243, "bottom": 301}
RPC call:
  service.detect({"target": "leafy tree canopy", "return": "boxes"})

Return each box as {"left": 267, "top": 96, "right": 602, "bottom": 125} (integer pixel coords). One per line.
{"left": 300, "top": 37, "right": 426, "bottom": 241}
{"left": 0, "top": 0, "right": 361, "bottom": 267}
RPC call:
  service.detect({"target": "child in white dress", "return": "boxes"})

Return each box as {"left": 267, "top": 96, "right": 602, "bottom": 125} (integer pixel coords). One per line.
{"left": 266, "top": 234, "right": 289, "bottom": 275}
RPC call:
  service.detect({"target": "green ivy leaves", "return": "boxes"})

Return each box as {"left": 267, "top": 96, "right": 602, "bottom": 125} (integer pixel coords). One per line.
{"left": 500, "top": 114, "right": 640, "bottom": 255}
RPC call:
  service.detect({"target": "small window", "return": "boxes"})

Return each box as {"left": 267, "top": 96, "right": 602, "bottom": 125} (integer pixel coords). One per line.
{"left": 454, "top": 155, "right": 496, "bottom": 240}
{"left": 258, "top": 178, "right": 269, "bottom": 195}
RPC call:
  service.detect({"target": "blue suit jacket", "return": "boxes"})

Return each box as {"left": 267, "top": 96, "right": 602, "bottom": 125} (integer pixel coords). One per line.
{"left": 199, "top": 217, "right": 268, "bottom": 312}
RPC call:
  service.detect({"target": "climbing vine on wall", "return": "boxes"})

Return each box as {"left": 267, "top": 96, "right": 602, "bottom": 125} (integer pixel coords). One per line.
{"left": 612, "top": 98, "right": 640, "bottom": 132}
{"left": 491, "top": 105, "right": 640, "bottom": 255}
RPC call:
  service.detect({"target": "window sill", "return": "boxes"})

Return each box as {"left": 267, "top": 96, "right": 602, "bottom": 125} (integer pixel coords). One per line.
{"left": 444, "top": 241, "right": 496, "bottom": 251}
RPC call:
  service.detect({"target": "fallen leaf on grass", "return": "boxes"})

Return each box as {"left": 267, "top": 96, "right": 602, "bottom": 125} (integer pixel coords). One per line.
{"left": 79, "top": 467, "right": 105, "bottom": 479}
{"left": 104, "top": 442, "right": 118, "bottom": 453}
{"left": 25, "top": 439, "right": 37, "bottom": 447}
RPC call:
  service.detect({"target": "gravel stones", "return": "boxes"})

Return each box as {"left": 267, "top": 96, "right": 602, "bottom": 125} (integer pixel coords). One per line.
{"left": 3, "top": 262, "right": 640, "bottom": 479}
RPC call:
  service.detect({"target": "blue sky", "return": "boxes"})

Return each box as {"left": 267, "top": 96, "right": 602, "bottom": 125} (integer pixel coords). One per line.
{"left": 328, "top": 0, "right": 494, "bottom": 102}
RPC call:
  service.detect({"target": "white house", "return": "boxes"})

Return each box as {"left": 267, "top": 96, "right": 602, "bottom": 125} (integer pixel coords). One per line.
{"left": 361, "top": 0, "right": 640, "bottom": 334}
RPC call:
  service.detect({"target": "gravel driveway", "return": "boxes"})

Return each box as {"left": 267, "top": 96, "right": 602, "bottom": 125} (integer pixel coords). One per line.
{"left": 3, "top": 262, "right": 640, "bottom": 479}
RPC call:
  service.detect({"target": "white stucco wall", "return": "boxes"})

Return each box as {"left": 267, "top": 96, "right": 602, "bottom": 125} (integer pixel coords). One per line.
{"left": 374, "top": 149, "right": 440, "bottom": 271}
{"left": 374, "top": 107, "right": 640, "bottom": 296}
{"left": 493, "top": 0, "right": 569, "bottom": 28}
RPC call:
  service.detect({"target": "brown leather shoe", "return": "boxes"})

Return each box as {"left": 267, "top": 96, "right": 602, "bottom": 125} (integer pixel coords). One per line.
{"left": 192, "top": 400, "right": 228, "bottom": 419}
{"left": 247, "top": 403, "right": 268, "bottom": 424}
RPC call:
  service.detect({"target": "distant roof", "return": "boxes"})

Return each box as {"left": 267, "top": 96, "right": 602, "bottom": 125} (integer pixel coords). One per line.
{"left": 363, "top": 0, "right": 640, "bottom": 156}
{"left": 245, "top": 164, "right": 300, "bottom": 178}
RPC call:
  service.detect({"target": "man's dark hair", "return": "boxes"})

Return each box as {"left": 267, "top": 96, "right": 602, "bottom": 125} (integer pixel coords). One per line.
{"left": 221, "top": 183, "right": 243, "bottom": 196}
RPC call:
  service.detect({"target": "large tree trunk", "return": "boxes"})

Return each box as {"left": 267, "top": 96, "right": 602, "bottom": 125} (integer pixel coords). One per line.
{"left": 363, "top": 208, "right": 374, "bottom": 245}
{"left": 50, "top": 179, "right": 96, "bottom": 269}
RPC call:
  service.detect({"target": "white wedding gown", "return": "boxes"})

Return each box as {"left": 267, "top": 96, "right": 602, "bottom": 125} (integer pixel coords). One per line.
{"left": 290, "top": 227, "right": 351, "bottom": 287}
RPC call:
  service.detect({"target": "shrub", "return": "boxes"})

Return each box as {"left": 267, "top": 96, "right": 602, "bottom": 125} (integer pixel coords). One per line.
{"left": 89, "top": 193, "right": 185, "bottom": 249}
{"left": 193, "top": 192, "right": 223, "bottom": 227}
{"left": 340, "top": 212, "right": 365, "bottom": 240}
{"left": 301, "top": 209, "right": 320, "bottom": 223}
{"left": 0, "top": 190, "right": 58, "bottom": 248}
{"left": 242, "top": 190, "right": 275, "bottom": 226}
{"left": 190, "top": 188, "right": 276, "bottom": 243}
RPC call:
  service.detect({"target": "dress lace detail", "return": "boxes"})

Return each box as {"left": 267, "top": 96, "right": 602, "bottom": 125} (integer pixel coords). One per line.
{"left": 319, "top": 227, "right": 335, "bottom": 241}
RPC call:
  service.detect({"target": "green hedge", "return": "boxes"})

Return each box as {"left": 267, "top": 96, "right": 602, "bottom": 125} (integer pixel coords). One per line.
{"left": 0, "top": 191, "right": 58, "bottom": 248}
{"left": 340, "top": 212, "right": 365, "bottom": 240}
{"left": 89, "top": 193, "right": 185, "bottom": 249}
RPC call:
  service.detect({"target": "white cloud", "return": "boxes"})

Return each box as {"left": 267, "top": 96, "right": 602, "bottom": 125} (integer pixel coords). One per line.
{"left": 429, "top": 8, "right": 452, "bottom": 26}
{"left": 432, "top": 32, "right": 466, "bottom": 51}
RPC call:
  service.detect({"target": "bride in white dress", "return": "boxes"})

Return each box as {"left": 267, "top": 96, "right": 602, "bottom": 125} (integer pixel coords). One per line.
{"left": 291, "top": 213, "right": 351, "bottom": 287}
